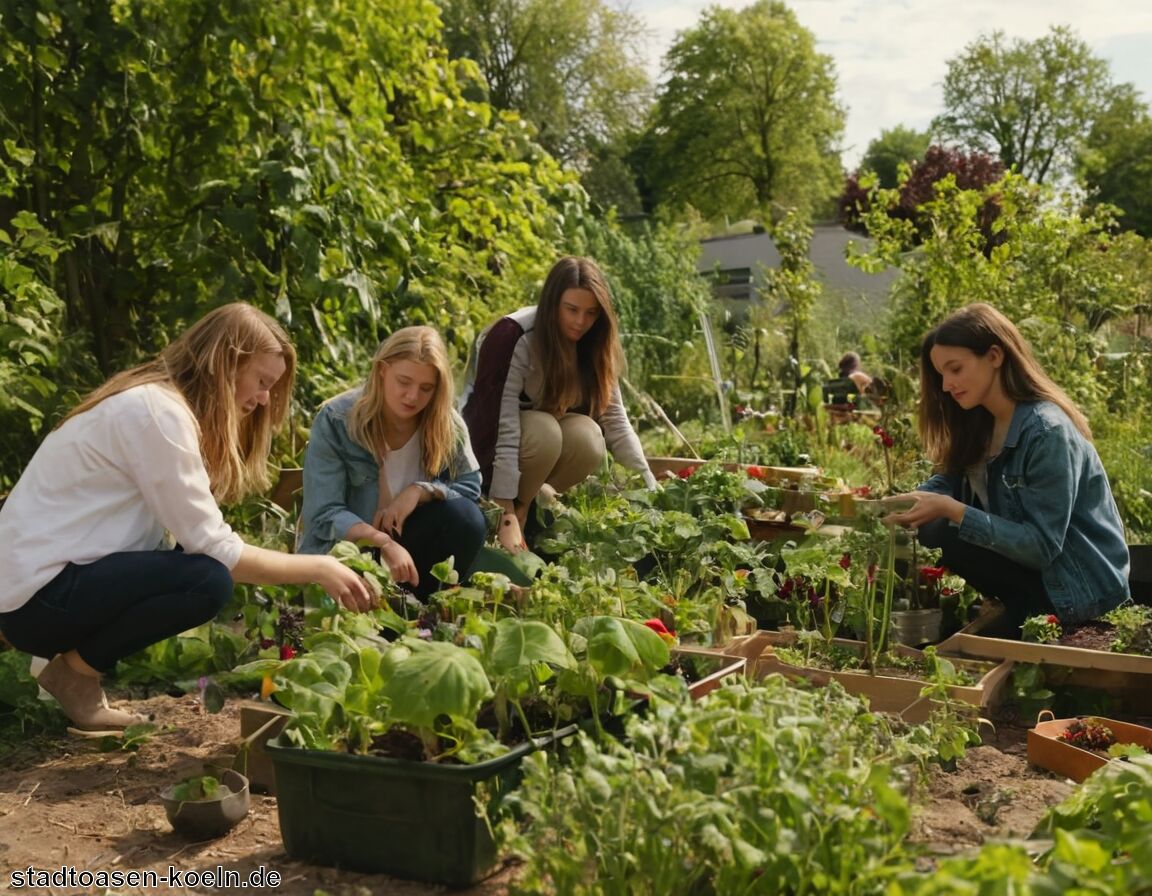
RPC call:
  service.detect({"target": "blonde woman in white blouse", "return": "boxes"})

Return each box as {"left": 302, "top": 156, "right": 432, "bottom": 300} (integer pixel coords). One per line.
{"left": 0, "top": 303, "right": 373, "bottom": 732}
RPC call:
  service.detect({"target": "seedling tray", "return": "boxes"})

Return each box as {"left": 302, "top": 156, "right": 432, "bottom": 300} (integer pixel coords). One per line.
{"left": 1028, "top": 713, "right": 1152, "bottom": 782}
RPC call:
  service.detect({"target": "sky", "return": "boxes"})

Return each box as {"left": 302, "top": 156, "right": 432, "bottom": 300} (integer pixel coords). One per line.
{"left": 629, "top": 0, "right": 1152, "bottom": 170}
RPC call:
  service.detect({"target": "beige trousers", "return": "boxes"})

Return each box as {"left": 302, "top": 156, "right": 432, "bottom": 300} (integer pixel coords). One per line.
{"left": 516, "top": 410, "right": 605, "bottom": 509}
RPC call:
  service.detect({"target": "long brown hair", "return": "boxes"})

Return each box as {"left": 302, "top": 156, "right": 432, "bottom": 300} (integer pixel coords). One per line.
{"left": 534, "top": 255, "right": 622, "bottom": 418}
{"left": 918, "top": 302, "right": 1091, "bottom": 474}
{"left": 346, "top": 326, "right": 461, "bottom": 476}
{"left": 63, "top": 303, "right": 296, "bottom": 503}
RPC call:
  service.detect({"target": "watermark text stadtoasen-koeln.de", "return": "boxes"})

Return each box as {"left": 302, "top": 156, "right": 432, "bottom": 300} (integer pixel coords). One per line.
{"left": 10, "top": 864, "right": 282, "bottom": 890}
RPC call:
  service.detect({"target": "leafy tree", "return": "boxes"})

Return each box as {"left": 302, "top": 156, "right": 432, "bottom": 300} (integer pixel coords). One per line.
{"left": 933, "top": 26, "right": 1121, "bottom": 185}
{"left": 437, "top": 0, "right": 651, "bottom": 168}
{"left": 1078, "top": 87, "right": 1152, "bottom": 237}
{"left": 859, "top": 126, "right": 930, "bottom": 190}
{"left": 639, "top": 0, "right": 844, "bottom": 220}
{"left": 0, "top": 0, "right": 720, "bottom": 488}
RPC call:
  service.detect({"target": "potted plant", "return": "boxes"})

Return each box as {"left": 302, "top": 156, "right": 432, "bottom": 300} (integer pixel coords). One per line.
{"left": 257, "top": 610, "right": 676, "bottom": 887}
{"left": 160, "top": 767, "right": 250, "bottom": 839}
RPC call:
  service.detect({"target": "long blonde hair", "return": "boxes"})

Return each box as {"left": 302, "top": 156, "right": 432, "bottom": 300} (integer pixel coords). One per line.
{"left": 346, "top": 326, "right": 460, "bottom": 476}
{"left": 63, "top": 303, "right": 296, "bottom": 503}
{"left": 918, "top": 302, "right": 1091, "bottom": 474}
{"left": 534, "top": 255, "right": 622, "bottom": 418}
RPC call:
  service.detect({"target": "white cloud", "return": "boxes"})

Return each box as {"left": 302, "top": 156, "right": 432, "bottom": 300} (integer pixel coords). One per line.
{"left": 629, "top": 0, "right": 1152, "bottom": 169}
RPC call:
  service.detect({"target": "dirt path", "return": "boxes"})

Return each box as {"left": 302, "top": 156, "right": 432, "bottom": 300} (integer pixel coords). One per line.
{"left": 0, "top": 692, "right": 1134, "bottom": 894}
{"left": 0, "top": 694, "right": 515, "bottom": 895}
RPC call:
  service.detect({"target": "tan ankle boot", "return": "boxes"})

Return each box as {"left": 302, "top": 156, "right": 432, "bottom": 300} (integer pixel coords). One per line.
{"left": 37, "top": 655, "right": 141, "bottom": 731}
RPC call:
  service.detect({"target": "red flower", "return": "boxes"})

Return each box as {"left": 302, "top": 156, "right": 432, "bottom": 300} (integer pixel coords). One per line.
{"left": 746, "top": 465, "right": 765, "bottom": 480}
{"left": 642, "top": 618, "right": 677, "bottom": 645}
{"left": 677, "top": 465, "right": 697, "bottom": 479}
{"left": 839, "top": 553, "right": 851, "bottom": 570}
{"left": 1046, "top": 614, "right": 1059, "bottom": 625}
{"left": 643, "top": 618, "right": 672, "bottom": 635}
{"left": 873, "top": 425, "right": 894, "bottom": 448}
{"left": 279, "top": 645, "right": 297, "bottom": 660}
{"left": 920, "top": 566, "right": 946, "bottom": 581}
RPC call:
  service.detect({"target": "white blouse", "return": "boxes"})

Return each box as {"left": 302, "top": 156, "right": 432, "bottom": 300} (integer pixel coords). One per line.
{"left": 0, "top": 384, "right": 245, "bottom": 612}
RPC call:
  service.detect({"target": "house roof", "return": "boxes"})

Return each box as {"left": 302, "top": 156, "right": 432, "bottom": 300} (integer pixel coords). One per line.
{"left": 698, "top": 226, "right": 898, "bottom": 300}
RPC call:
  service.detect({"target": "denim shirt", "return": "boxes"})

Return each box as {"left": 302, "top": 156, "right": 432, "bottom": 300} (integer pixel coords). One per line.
{"left": 297, "top": 389, "right": 483, "bottom": 555}
{"left": 919, "top": 400, "right": 1129, "bottom": 623}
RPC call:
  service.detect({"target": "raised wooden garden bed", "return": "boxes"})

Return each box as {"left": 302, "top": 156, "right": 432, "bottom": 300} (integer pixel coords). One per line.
{"left": 939, "top": 600, "right": 1152, "bottom": 712}
{"left": 937, "top": 605, "right": 1152, "bottom": 676}
{"left": 672, "top": 646, "right": 747, "bottom": 699}
{"left": 719, "top": 630, "right": 1013, "bottom": 724}
{"left": 645, "top": 456, "right": 820, "bottom": 484}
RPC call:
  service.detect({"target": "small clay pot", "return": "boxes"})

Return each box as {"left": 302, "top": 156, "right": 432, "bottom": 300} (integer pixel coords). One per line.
{"left": 161, "top": 768, "right": 250, "bottom": 839}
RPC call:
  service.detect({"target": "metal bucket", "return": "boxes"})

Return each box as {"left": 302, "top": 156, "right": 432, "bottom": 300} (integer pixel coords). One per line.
{"left": 890, "top": 608, "right": 944, "bottom": 647}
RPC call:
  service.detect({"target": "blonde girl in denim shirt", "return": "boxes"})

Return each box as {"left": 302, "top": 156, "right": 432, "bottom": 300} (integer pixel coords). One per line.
{"left": 883, "top": 303, "right": 1130, "bottom": 626}
{"left": 299, "top": 327, "right": 487, "bottom": 596}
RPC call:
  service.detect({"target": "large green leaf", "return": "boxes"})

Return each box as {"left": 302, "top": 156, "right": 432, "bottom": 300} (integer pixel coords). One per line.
{"left": 573, "top": 616, "right": 670, "bottom": 680}
{"left": 488, "top": 618, "right": 576, "bottom": 676}
{"left": 382, "top": 640, "right": 492, "bottom": 729}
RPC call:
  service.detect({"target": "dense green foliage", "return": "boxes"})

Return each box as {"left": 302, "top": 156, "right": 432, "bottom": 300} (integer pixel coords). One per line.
{"left": 0, "top": 0, "right": 578, "bottom": 364}
{"left": 852, "top": 173, "right": 1146, "bottom": 389}
{"left": 508, "top": 678, "right": 933, "bottom": 894}
{"left": 0, "top": 0, "right": 708, "bottom": 488}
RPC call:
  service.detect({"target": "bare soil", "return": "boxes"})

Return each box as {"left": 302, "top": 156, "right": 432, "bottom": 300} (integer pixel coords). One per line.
{"left": 0, "top": 693, "right": 518, "bottom": 896}
{"left": 907, "top": 712, "right": 1075, "bottom": 862}
{"left": 1058, "top": 621, "right": 1119, "bottom": 652}
{"left": 0, "top": 691, "right": 1144, "bottom": 893}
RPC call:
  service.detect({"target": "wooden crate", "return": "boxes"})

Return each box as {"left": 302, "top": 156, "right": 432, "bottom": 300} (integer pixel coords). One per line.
{"left": 721, "top": 629, "right": 1013, "bottom": 724}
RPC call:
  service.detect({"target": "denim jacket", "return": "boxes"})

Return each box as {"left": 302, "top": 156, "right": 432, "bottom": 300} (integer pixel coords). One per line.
{"left": 297, "top": 389, "right": 482, "bottom": 555}
{"left": 919, "top": 400, "right": 1129, "bottom": 623}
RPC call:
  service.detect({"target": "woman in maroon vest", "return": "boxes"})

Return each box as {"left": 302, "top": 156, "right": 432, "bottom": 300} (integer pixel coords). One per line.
{"left": 461, "top": 256, "right": 655, "bottom": 552}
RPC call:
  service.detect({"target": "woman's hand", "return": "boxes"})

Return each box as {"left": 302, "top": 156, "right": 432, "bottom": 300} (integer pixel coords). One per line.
{"left": 373, "top": 484, "right": 424, "bottom": 537}
{"left": 314, "top": 556, "right": 375, "bottom": 613}
{"left": 381, "top": 540, "right": 419, "bottom": 588}
{"left": 497, "top": 512, "right": 527, "bottom": 553}
{"left": 881, "top": 491, "right": 965, "bottom": 529}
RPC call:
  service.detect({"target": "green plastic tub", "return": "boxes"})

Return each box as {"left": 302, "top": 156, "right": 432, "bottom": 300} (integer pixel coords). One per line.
{"left": 267, "top": 727, "right": 573, "bottom": 887}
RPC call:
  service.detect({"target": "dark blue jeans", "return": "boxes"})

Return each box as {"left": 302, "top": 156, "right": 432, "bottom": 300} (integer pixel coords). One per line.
{"left": 397, "top": 499, "right": 488, "bottom": 597}
{"left": 918, "top": 519, "right": 1054, "bottom": 628}
{"left": 0, "top": 551, "right": 233, "bottom": 671}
